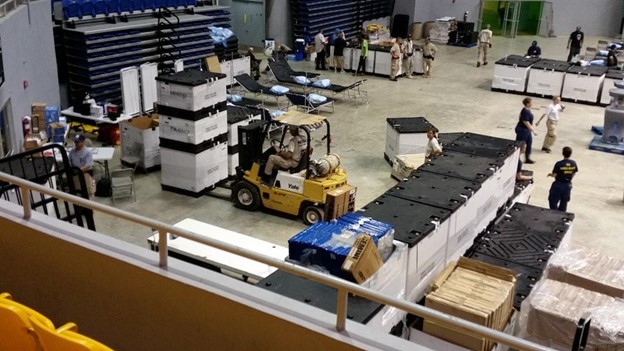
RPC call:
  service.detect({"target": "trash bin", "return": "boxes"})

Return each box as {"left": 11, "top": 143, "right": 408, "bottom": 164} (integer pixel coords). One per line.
{"left": 295, "top": 38, "right": 305, "bottom": 61}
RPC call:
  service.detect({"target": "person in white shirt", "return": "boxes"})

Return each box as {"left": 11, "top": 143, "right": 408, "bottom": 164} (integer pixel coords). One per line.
{"left": 536, "top": 96, "right": 565, "bottom": 153}
{"left": 477, "top": 24, "right": 493, "bottom": 67}
{"left": 425, "top": 128, "right": 443, "bottom": 161}
{"left": 402, "top": 34, "right": 415, "bottom": 78}
{"left": 314, "top": 29, "right": 328, "bottom": 70}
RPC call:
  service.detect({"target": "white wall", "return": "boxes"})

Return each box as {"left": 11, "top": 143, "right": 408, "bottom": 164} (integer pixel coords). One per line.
{"left": 551, "top": 0, "right": 623, "bottom": 37}
{"left": 267, "top": 0, "right": 292, "bottom": 47}
{"left": 0, "top": 0, "right": 60, "bottom": 152}
{"left": 392, "top": 0, "right": 624, "bottom": 36}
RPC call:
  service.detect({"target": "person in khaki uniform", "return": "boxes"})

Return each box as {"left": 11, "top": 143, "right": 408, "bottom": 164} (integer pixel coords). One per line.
{"left": 477, "top": 24, "right": 492, "bottom": 67}
{"left": 263, "top": 126, "right": 306, "bottom": 182}
{"left": 422, "top": 37, "right": 437, "bottom": 78}
{"left": 402, "top": 34, "right": 415, "bottom": 78}
{"left": 535, "top": 96, "right": 565, "bottom": 153}
{"left": 389, "top": 37, "right": 402, "bottom": 81}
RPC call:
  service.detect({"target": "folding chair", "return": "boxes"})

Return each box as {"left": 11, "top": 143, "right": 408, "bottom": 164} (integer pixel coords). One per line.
{"left": 234, "top": 73, "right": 287, "bottom": 106}
{"left": 285, "top": 93, "right": 335, "bottom": 114}
{"left": 597, "top": 40, "right": 609, "bottom": 51}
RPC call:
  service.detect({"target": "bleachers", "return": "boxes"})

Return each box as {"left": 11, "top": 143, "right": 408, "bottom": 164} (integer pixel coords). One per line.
{"left": 61, "top": 0, "right": 197, "bottom": 20}
{"left": 61, "top": 6, "right": 231, "bottom": 105}
{"left": 289, "top": 0, "right": 393, "bottom": 41}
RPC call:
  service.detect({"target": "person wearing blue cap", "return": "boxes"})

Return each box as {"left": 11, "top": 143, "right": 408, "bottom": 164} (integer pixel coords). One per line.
{"left": 69, "top": 134, "right": 95, "bottom": 198}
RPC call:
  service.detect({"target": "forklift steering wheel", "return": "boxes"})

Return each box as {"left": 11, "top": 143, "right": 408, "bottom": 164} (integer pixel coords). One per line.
{"left": 270, "top": 138, "right": 282, "bottom": 149}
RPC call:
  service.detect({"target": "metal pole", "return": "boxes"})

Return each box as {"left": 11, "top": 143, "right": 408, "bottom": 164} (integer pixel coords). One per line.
{"left": 158, "top": 229, "right": 168, "bottom": 268}
{"left": 336, "top": 288, "right": 348, "bottom": 332}
{"left": 20, "top": 186, "right": 31, "bottom": 219}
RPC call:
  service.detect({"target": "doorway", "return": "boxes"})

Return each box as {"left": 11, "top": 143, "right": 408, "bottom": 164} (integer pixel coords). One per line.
{"left": 230, "top": 0, "right": 266, "bottom": 47}
{"left": 479, "top": 1, "right": 544, "bottom": 37}
{"left": 0, "top": 100, "right": 12, "bottom": 157}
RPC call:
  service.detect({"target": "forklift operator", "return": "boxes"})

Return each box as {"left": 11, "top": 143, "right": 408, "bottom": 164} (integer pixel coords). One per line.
{"left": 264, "top": 125, "right": 307, "bottom": 179}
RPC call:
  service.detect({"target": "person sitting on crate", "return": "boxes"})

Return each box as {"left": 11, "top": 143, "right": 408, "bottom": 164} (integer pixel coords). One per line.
{"left": 526, "top": 41, "right": 542, "bottom": 58}
{"left": 262, "top": 125, "right": 307, "bottom": 184}
{"left": 425, "top": 128, "right": 443, "bottom": 162}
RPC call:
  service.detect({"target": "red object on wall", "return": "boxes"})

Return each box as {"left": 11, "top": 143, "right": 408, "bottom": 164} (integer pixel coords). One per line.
{"left": 22, "top": 116, "right": 31, "bottom": 136}
{"left": 23, "top": 80, "right": 28, "bottom": 89}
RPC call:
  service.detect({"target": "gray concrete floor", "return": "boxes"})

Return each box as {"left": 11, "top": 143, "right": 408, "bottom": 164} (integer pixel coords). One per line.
{"left": 92, "top": 35, "right": 624, "bottom": 260}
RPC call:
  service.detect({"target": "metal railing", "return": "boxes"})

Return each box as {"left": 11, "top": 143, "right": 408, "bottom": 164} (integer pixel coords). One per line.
{"left": 0, "top": 0, "right": 29, "bottom": 17}
{"left": 0, "top": 171, "right": 551, "bottom": 351}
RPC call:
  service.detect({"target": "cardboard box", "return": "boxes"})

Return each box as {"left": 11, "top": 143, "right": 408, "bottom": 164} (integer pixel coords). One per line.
{"left": 31, "top": 103, "right": 47, "bottom": 133}
{"left": 424, "top": 257, "right": 516, "bottom": 351}
{"left": 49, "top": 122, "right": 67, "bottom": 143}
{"left": 519, "top": 279, "right": 624, "bottom": 350}
{"left": 391, "top": 153, "right": 426, "bottom": 180}
{"left": 23, "top": 133, "right": 43, "bottom": 151}
{"left": 324, "top": 185, "right": 357, "bottom": 220}
{"left": 546, "top": 247, "right": 624, "bottom": 299}
{"left": 341, "top": 234, "right": 383, "bottom": 283}
{"left": 121, "top": 115, "right": 161, "bottom": 169}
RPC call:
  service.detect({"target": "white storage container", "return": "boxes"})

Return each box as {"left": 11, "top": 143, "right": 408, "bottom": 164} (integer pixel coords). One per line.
{"left": 159, "top": 110, "right": 227, "bottom": 145}
{"left": 561, "top": 65, "right": 607, "bottom": 103}
{"left": 220, "top": 56, "right": 251, "bottom": 86}
{"left": 363, "top": 241, "right": 408, "bottom": 333}
{"left": 600, "top": 69, "right": 624, "bottom": 105}
{"left": 384, "top": 117, "right": 435, "bottom": 164}
{"left": 160, "top": 141, "right": 228, "bottom": 193}
{"left": 491, "top": 55, "right": 540, "bottom": 92}
{"left": 526, "top": 59, "right": 571, "bottom": 97}
{"left": 156, "top": 70, "right": 227, "bottom": 112}
{"left": 120, "top": 115, "right": 161, "bottom": 169}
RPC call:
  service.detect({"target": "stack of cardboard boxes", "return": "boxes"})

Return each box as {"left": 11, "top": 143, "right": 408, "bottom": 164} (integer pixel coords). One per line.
{"left": 516, "top": 247, "right": 624, "bottom": 349}
{"left": 424, "top": 257, "right": 516, "bottom": 351}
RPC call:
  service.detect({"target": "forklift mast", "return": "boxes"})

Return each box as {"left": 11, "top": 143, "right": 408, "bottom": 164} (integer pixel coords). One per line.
{"left": 237, "top": 120, "right": 270, "bottom": 172}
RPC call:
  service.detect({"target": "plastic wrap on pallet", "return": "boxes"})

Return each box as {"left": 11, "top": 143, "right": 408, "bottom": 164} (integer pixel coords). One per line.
{"left": 545, "top": 246, "right": 624, "bottom": 299}
{"left": 518, "top": 279, "right": 624, "bottom": 350}
{"left": 288, "top": 213, "right": 394, "bottom": 277}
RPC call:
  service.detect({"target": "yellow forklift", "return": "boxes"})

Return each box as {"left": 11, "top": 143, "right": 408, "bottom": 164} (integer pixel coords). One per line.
{"left": 232, "top": 111, "right": 356, "bottom": 224}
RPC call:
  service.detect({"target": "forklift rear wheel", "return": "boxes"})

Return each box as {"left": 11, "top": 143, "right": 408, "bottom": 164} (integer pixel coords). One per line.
{"left": 302, "top": 205, "right": 324, "bottom": 225}
{"left": 232, "top": 181, "right": 261, "bottom": 211}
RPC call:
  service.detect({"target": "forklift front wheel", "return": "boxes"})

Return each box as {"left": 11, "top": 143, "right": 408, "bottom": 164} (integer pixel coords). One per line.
{"left": 233, "top": 181, "right": 261, "bottom": 211}
{"left": 302, "top": 205, "right": 324, "bottom": 225}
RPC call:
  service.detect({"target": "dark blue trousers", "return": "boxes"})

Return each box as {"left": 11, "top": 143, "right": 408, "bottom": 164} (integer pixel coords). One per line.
{"left": 549, "top": 181, "right": 572, "bottom": 211}
{"left": 515, "top": 127, "right": 533, "bottom": 159}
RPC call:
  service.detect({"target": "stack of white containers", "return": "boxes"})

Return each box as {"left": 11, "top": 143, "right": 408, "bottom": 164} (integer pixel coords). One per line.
{"left": 155, "top": 69, "right": 229, "bottom": 196}
{"left": 226, "top": 105, "right": 262, "bottom": 177}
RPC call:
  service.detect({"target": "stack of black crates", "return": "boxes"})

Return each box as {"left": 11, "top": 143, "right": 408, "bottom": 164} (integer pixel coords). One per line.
{"left": 156, "top": 69, "right": 228, "bottom": 196}
{"left": 465, "top": 202, "right": 574, "bottom": 310}
{"left": 449, "top": 21, "right": 477, "bottom": 46}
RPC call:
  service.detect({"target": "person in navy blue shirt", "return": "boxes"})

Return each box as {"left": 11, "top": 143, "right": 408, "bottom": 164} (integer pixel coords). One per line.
{"left": 526, "top": 41, "right": 541, "bottom": 57}
{"left": 515, "top": 98, "right": 538, "bottom": 164}
{"left": 547, "top": 146, "right": 578, "bottom": 211}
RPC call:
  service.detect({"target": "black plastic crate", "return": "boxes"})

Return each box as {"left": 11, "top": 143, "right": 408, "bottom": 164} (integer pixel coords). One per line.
{"left": 257, "top": 270, "right": 383, "bottom": 324}
{"left": 417, "top": 150, "right": 502, "bottom": 184}
{"left": 500, "top": 202, "right": 574, "bottom": 236}
{"left": 442, "top": 132, "right": 518, "bottom": 160}
{"left": 357, "top": 194, "right": 451, "bottom": 248}
{"left": 386, "top": 117, "right": 435, "bottom": 133}
{"left": 465, "top": 251, "right": 543, "bottom": 310}
{"left": 469, "top": 231, "right": 560, "bottom": 270}
{"left": 385, "top": 170, "right": 481, "bottom": 212}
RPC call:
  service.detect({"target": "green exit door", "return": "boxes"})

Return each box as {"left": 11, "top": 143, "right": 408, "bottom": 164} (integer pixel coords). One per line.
{"left": 479, "top": 0, "right": 544, "bottom": 37}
